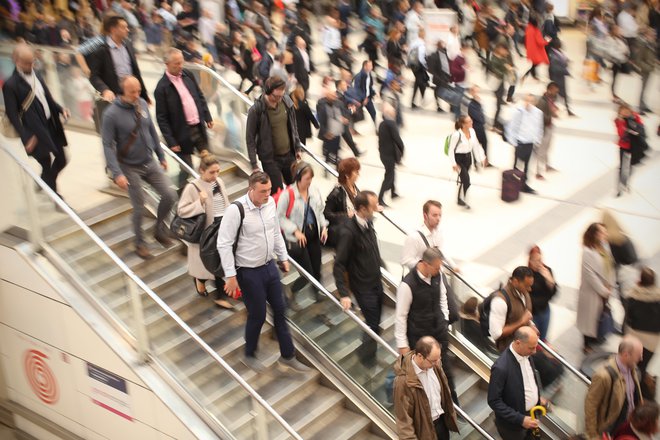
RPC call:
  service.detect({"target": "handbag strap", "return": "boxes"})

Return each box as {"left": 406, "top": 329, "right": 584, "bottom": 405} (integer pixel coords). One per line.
{"left": 19, "top": 88, "right": 36, "bottom": 118}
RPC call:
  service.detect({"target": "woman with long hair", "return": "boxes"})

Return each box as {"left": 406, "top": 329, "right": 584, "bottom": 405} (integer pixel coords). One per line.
{"left": 290, "top": 85, "right": 319, "bottom": 144}
{"left": 176, "top": 153, "right": 234, "bottom": 309}
{"left": 323, "top": 157, "right": 360, "bottom": 247}
{"left": 576, "top": 222, "right": 616, "bottom": 353}
{"left": 448, "top": 115, "right": 487, "bottom": 209}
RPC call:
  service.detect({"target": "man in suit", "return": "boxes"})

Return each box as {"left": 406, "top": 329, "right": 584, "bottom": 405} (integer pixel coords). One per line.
{"left": 377, "top": 103, "right": 404, "bottom": 207}
{"left": 426, "top": 40, "right": 452, "bottom": 113}
{"left": 154, "top": 48, "right": 213, "bottom": 190}
{"left": 395, "top": 247, "right": 460, "bottom": 404}
{"left": 292, "top": 36, "right": 312, "bottom": 92}
{"left": 352, "top": 60, "right": 377, "bottom": 126}
{"left": 85, "top": 15, "right": 149, "bottom": 104}
{"left": 316, "top": 86, "right": 344, "bottom": 166}
{"left": 467, "top": 86, "right": 490, "bottom": 164}
{"left": 488, "top": 326, "right": 547, "bottom": 440}
{"left": 3, "top": 44, "right": 69, "bottom": 196}
{"left": 258, "top": 40, "right": 277, "bottom": 83}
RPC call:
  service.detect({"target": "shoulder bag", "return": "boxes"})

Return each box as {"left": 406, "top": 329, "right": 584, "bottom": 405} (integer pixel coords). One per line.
{"left": 1, "top": 87, "right": 36, "bottom": 139}
{"left": 170, "top": 182, "right": 207, "bottom": 243}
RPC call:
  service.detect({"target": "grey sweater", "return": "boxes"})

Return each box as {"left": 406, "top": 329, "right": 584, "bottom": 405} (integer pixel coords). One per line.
{"left": 101, "top": 97, "right": 164, "bottom": 179}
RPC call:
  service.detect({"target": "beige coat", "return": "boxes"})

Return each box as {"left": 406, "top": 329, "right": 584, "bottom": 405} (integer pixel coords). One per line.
{"left": 577, "top": 245, "right": 616, "bottom": 338}
{"left": 177, "top": 177, "right": 229, "bottom": 280}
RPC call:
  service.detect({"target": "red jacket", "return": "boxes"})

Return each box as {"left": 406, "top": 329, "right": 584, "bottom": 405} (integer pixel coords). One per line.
{"left": 525, "top": 24, "right": 549, "bottom": 65}
{"left": 613, "top": 421, "right": 640, "bottom": 440}
{"left": 615, "top": 113, "right": 643, "bottom": 150}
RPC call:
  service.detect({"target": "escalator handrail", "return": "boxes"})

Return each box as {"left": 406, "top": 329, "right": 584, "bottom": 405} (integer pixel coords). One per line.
{"left": 287, "top": 259, "right": 497, "bottom": 440}
{"left": 0, "top": 142, "right": 304, "bottom": 440}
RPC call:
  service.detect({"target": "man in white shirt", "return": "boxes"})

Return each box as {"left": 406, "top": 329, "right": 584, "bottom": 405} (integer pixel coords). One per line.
{"left": 488, "top": 266, "right": 536, "bottom": 351}
{"left": 444, "top": 25, "right": 461, "bottom": 61}
{"left": 395, "top": 248, "right": 460, "bottom": 403}
{"left": 488, "top": 326, "right": 545, "bottom": 440}
{"left": 405, "top": 1, "right": 424, "bottom": 45}
{"left": 322, "top": 17, "right": 342, "bottom": 74}
{"left": 218, "top": 171, "right": 310, "bottom": 373}
{"left": 617, "top": 5, "right": 639, "bottom": 45}
{"left": 401, "top": 200, "right": 457, "bottom": 271}
{"left": 505, "top": 94, "right": 544, "bottom": 194}
{"left": 393, "top": 336, "right": 459, "bottom": 439}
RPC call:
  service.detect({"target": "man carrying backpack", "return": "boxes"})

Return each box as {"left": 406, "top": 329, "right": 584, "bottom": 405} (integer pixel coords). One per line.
{"left": 584, "top": 336, "right": 644, "bottom": 440}
{"left": 482, "top": 266, "right": 536, "bottom": 351}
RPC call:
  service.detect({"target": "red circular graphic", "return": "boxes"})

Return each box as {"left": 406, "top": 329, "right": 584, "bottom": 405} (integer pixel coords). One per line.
{"left": 24, "top": 350, "right": 59, "bottom": 405}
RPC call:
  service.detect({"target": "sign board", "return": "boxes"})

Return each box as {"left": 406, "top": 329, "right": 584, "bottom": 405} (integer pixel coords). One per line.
{"left": 423, "top": 9, "right": 458, "bottom": 47}
{"left": 87, "top": 362, "right": 133, "bottom": 421}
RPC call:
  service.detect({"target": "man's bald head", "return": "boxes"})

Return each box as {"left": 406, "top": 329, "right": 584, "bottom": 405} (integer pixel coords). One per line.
{"left": 618, "top": 335, "right": 643, "bottom": 369}
{"left": 13, "top": 43, "right": 35, "bottom": 74}
{"left": 512, "top": 326, "right": 538, "bottom": 357}
{"left": 120, "top": 76, "right": 142, "bottom": 104}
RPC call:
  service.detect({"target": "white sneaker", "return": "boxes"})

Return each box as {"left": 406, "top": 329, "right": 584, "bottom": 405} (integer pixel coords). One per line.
{"left": 278, "top": 356, "right": 312, "bottom": 372}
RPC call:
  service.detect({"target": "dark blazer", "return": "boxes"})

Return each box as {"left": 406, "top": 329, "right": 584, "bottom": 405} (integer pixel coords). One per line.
{"left": 292, "top": 98, "right": 318, "bottom": 141}
{"left": 292, "top": 47, "right": 312, "bottom": 92}
{"left": 468, "top": 98, "right": 488, "bottom": 151}
{"left": 316, "top": 97, "right": 342, "bottom": 141}
{"left": 154, "top": 69, "right": 212, "bottom": 155}
{"left": 378, "top": 119, "right": 404, "bottom": 164}
{"left": 488, "top": 348, "right": 541, "bottom": 432}
{"left": 2, "top": 69, "right": 67, "bottom": 159}
{"left": 85, "top": 39, "right": 149, "bottom": 102}
{"left": 352, "top": 69, "right": 375, "bottom": 101}
{"left": 258, "top": 52, "right": 274, "bottom": 80}
{"left": 426, "top": 50, "right": 451, "bottom": 88}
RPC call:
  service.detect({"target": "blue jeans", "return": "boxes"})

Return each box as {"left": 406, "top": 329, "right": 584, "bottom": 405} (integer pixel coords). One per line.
{"left": 236, "top": 261, "right": 295, "bottom": 358}
{"left": 533, "top": 307, "right": 551, "bottom": 341}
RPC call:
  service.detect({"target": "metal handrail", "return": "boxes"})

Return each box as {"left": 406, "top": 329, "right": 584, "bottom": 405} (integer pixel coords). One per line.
{"left": 0, "top": 142, "right": 303, "bottom": 440}
{"left": 287, "top": 259, "right": 496, "bottom": 440}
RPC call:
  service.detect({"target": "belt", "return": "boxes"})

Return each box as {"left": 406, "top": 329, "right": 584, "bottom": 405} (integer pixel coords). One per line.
{"left": 237, "top": 260, "right": 273, "bottom": 270}
{"left": 433, "top": 415, "right": 443, "bottom": 425}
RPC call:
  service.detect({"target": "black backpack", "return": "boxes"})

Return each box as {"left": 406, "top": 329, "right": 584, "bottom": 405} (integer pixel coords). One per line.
{"left": 479, "top": 287, "right": 511, "bottom": 338}
{"left": 199, "top": 201, "right": 244, "bottom": 276}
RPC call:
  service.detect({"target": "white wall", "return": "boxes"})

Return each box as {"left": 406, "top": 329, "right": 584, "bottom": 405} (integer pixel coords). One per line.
{"left": 0, "top": 245, "right": 198, "bottom": 440}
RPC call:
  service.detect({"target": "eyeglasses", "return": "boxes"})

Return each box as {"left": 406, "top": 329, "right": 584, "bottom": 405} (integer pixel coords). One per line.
{"left": 271, "top": 93, "right": 285, "bottom": 100}
{"left": 423, "top": 355, "right": 441, "bottom": 365}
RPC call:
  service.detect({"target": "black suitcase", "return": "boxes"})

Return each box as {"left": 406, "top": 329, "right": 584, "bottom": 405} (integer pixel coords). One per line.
{"left": 501, "top": 169, "right": 524, "bottom": 202}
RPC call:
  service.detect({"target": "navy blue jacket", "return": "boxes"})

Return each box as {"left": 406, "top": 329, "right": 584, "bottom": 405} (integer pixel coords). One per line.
{"left": 488, "top": 347, "right": 541, "bottom": 431}
{"left": 352, "top": 69, "right": 375, "bottom": 101}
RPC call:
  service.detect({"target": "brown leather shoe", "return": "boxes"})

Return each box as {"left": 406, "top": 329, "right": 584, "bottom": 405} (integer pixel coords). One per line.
{"left": 136, "top": 244, "right": 153, "bottom": 259}
{"left": 154, "top": 232, "right": 173, "bottom": 247}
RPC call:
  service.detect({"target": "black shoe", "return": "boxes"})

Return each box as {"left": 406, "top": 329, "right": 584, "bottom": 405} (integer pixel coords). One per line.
{"left": 378, "top": 199, "right": 389, "bottom": 207}
{"left": 437, "top": 106, "right": 445, "bottom": 113}
{"left": 154, "top": 231, "right": 174, "bottom": 247}
{"left": 391, "top": 192, "right": 400, "bottom": 199}
{"left": 521, "top": 186, "right": 537, "bottom": 194}
{"left": 194, "top": 278, "right": 209, "bottom": 297}
{"left": 411, "top": 103, "right": 418, "bottom": 109}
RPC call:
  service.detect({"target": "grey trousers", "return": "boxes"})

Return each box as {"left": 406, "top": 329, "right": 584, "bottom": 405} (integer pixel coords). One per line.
{"left": 119, "top": 159, "right": 177, "bottom": 246}
{"left": 535, "top": 126, "right": 553, "bottom": 175}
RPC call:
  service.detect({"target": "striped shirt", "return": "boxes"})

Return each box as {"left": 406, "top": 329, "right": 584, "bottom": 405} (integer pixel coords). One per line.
{"left": 211, "top": 181, "right": 227, "bottom": 218}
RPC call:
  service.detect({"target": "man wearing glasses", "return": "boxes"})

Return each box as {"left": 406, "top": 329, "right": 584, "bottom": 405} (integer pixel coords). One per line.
{"left": 245, "top": 76, "right": 303, "bottom": 195}
{"left": 393, "top": 336, "right": 459, "bottom": 439}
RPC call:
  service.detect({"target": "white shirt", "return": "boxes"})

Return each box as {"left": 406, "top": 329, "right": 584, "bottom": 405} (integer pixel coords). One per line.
{"left": 405, "top": 10, "right": 422, "bottom": 45}
{"left": 410, "top": 38, "right": 428, "bottom": 69}
{"left": 18, "top": 70, "right": 50, "bottom": 120}
{"left": 445, "top": 33, "right": 461, "bottom": 61}
{"left": 298, "top": 47, "right": 310, "bottom": 72}
{"left": 617, "top": 11, "right": 638, "bottom": 38}
{"left": 395, "top": 270, "right": 450, "bottom": 348}
{"left": 217, "top": 193, "right": 288, "bottom": 278}
{"left": 401, "top": 224, "right": 456, "bottom": 270}
{"left": 506, "top": 106, "right": 544, "bottom": 146}
{"left": 509, "top": 344, "right": 539, "bottom": 411}
{"left": 322, "top": 26, "right": 341, "bottom": 53}
{"left": 488, "top": 288, "right": 528, "bottom": 341}
{"left": 198, "top": 16, "right": 216, "bottom": 45}
{"left": 448, "top": 128, "right": 486, "bottom": 165}
{"left": 412, "top": 357, "right": 444, "bottom": 420}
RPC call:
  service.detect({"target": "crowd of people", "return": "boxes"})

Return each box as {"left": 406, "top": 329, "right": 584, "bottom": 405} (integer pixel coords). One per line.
{"left": 1, "top": 0, "right": 659, "bottom": 437}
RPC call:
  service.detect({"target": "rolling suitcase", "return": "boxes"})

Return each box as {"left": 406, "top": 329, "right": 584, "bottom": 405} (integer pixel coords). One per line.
{"left": 501, "top": 169, "right": 524, "bottom": 202}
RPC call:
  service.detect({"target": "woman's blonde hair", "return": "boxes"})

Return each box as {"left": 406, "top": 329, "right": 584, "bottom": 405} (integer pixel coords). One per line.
{"left": 199, "top": 151, "right": 220, "bottom": 171}
{"left": 290, "top": 85, "right": 305, "bottom": 109}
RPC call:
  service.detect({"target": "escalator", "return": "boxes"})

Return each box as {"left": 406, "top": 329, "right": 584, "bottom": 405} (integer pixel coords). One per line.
{"left": 1, "top": 43, "right": 592, "bottom": 439}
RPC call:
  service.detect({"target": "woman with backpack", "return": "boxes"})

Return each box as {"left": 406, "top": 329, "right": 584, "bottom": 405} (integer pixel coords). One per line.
{"left": 277, "top": 162, "right": 329, "bottom": 300}
{"left": 177, "top": 153, "right": 234, "bottom": 309}
{"left": 448, "top": 115, "right": 487, "bottom": 209}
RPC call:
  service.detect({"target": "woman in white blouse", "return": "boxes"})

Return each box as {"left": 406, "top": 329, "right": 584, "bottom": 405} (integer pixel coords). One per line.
{"left": 448, "top": 115, "right": 487, "bottom": 209}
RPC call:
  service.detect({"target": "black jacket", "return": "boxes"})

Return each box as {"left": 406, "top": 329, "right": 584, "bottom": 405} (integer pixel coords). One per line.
{"left": 2, "top": 69, "right": 67, "bottom": 160}
{"left": 468, "top": 98, "right": 488, "bottom": 151}
{"left": 316, "top": 97, "right": 342, "bottom": 141}
{"left": 245, "top": 94, "right": 302, "bottom": 169}
{"left": 427, "top": 49, "right": 451, "bottom": 88}
{"left": 293, "top": 99, "right": 318, "bottom": 141}
{"left": 530, "top": 266, "right": 557, "bottom": 314}
{"left": 488, "top": 348, "right": 541, "bottom": 431}
{"left": 626, "top": 286, "right": 660, "bottom": 333}
{"left": 378, "top": 119, "right": 404, "bottom": 163}
{"left": 85, "top": 39, "right": 149, "bottom": 102}
{"left": 323, "top": 184, "right": 356, "bottom": 247}
{"left": 154, "top": 69, "right": 212, "bottom": 154}
{"left": 292, "top": 47, "right": 312, "bottom": 92}
{"left": 333, "top": 216, "right": 384, "bottom": 297}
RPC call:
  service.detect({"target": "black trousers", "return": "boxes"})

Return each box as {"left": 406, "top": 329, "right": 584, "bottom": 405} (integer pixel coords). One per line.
{"left": 514, "top": 142, "right": 534, "bottom": 184}
{"left": 434, "top": 414, "right": 450, "bottom": 440}
{"left": 36, "top": 148, "right": 67, "bottom": 195}
{"left": 523, "top": 63, "right": 539, "bottom": 80}
{"left": 455, "top": 152, "right": 472, "bottom": 201}
{"left": 342, "top": 127, "right": 359, "bottom": 156}
{"left": 263, "top": 153, "right": 296, "bottom": 195}
{"left": 287, "top": 223, "right": 322, "bottom": 291}
{"left": 494, "top": 80, "right": 515, "bottom": 129}
{"left": 355, "top": 284, "right": 384, "bottom": 362}
{"left": 495, "top": 419, "right": 534, "bottom": 440}
{"left": 639, "top": 347, "right": 654, "bottom": 376}
{"left": 176, "top": 124, "right": 207, "bottom": 189}
{"left": 379, "top": 158, "right": 396, "bottom": 202}
{"left": 440, "top": 340, "right": 459, "bottom": 405}
{"left": 411, "top": 67, "right": 429, "bottom": 105}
